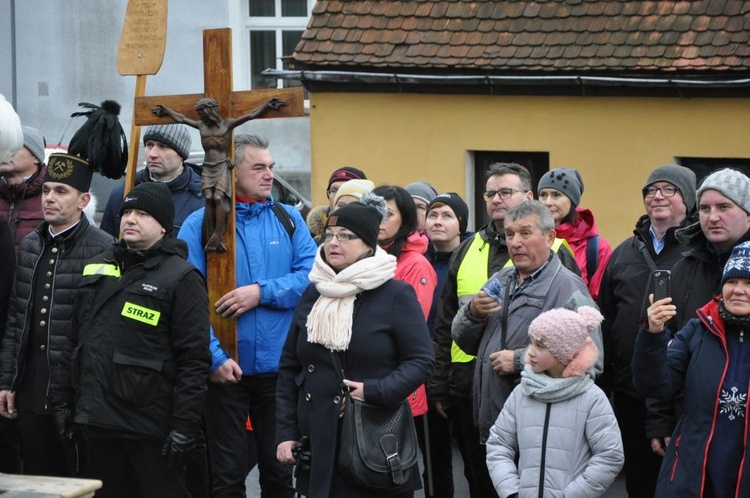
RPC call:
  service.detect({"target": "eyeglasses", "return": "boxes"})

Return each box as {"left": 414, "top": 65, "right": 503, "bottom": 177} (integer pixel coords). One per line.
{"left": 642, "top": 186, "right": 680, "bottom": 198}
{"left": 483, "top": 188, "right": 527, "bottom": 201}
{"left": 324, "top": 231, "right": 360, "bottom": 242}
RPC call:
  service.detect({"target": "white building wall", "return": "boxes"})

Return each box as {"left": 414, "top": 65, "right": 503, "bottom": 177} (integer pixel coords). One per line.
{"left": 0, "top": 0, "right": 311, "bottom": 197}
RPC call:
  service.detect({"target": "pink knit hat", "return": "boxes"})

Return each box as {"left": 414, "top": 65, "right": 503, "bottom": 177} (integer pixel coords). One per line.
{"left": 527, "top": 306, "right": 602, "bottom": 377}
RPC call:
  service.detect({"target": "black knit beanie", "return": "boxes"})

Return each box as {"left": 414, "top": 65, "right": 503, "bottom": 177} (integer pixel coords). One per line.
{"left": 120, "top": 182, "right": 175, "bottom": 233}
{"left": 428, "top": 192, "right": 469, "bottom": 235}
{"left": 327, "top": 200, "right": 382, "bottom": 250}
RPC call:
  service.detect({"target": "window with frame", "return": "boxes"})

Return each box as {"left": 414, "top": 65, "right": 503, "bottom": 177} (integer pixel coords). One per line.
{"left": 246, "top": 0, "right": 313, "bottom": 91}
{"left": 473, "top": 151, "right": 550, "bottom": 229}
{"left": 677, "top": 157, "right": 750, "bottom": 186}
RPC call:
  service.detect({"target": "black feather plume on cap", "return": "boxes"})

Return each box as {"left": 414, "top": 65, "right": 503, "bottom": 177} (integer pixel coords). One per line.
{"left": 67, "top": 100, "right": 128, "bottom": 179}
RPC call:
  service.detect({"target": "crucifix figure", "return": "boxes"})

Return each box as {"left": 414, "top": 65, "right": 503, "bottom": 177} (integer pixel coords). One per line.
{"left": 152, "top": 96, "right": 286, "bottom": 252}
{"left": 132, "top": 28, "right": 304, "bottom": 360}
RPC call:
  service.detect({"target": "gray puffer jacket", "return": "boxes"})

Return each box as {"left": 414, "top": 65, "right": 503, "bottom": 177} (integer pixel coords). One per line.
{"left": 452, "top": 253, "right": 603, "bottom": 442}
{"left": 486, "top": 382, "right": 623, "bottom": 498}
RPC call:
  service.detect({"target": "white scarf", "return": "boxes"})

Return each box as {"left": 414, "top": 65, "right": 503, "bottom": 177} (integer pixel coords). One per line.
{"left": 306, "top": 245, "right": 397, "bottom": 351}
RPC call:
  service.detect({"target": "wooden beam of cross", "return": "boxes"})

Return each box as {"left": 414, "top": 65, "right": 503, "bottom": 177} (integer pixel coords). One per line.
{"left": 133, "top": 28, "right": 304, "bottom": 360}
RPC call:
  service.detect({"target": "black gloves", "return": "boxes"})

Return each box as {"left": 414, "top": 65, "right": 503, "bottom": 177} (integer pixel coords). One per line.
{"left": 292, "top": 436, "right": 311, "bottom": 472}
{"left": 54, "top": 403, "right": 76, "bottom": 444}
{"left": 161, "top": 429, "right": 200, "bottom": 469}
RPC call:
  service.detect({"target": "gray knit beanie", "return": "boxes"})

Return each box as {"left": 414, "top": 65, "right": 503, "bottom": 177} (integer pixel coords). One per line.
{"left": 538, "top": 167, "right": 584, "bottom": 206}
{"left": 645, "top": 164, "right": 697, "bottom": 213}
{"left": 405, "top": 181, "right": 438, "bottom": 204}
{"left": 21, "top": 125, "right": 46, "bottom": 166}
{"left": 143, "top": 124, "right": 191, "bottom": 160}
{"left": 697, "top": 168, "right": 750, "bottom": 214}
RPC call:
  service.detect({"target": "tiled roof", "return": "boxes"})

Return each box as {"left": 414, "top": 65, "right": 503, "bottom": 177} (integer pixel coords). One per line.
{"left": 292, "top": 0, "right": 750, "bottom": 73}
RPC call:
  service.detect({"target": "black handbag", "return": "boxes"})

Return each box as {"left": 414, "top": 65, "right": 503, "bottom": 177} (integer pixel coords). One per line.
{"left": 330, "top": 350, "right": 418, "bottom": 490}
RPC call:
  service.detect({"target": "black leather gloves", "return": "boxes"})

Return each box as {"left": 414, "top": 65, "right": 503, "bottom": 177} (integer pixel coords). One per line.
{"left": 161, "top": 429, "right": 200, "bottom": 469}
{"left": 54, "top": 403, "right": 76, "bottom": 444}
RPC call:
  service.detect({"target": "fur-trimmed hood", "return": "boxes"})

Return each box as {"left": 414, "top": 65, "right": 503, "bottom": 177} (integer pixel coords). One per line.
{"left": 306, "top": 204, "right": 329, "bottom": 238}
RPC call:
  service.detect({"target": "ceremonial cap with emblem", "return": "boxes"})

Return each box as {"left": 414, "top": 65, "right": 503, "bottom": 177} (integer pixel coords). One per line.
{"left": 45, "top": 101, "right": 128, "bottom": 192}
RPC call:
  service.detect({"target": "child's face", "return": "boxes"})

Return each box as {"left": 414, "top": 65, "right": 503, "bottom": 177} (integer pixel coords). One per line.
{"left": 527, "top": 338, "right": 565, "bottom": 378}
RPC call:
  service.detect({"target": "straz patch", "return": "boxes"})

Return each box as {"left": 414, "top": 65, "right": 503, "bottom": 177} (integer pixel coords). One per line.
{"left": 121, "top": 302, "right": 160, "bottom": 326}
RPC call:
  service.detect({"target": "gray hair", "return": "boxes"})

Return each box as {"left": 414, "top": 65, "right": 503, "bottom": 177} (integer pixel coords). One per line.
{"left": 486, "top": 163, "right": 532, "bottom": 192}
{"left": 234, "top": 134, "right": 270, "bottom": 161}
{"left": 506, "top": 200, "right": 555, "bottom": 233}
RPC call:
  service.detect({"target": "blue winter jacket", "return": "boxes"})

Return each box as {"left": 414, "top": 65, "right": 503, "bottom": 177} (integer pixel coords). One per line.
{"left": 632, "top": 298, "right": 750, "bottom": 498}
{"left": 178, "top": 199, "right": 316, "bottom": 375}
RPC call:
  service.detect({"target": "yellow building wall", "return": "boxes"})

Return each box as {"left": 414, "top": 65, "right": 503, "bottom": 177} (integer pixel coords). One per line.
{"left": 308, "top": 92, "right": 750, "bottom": 246}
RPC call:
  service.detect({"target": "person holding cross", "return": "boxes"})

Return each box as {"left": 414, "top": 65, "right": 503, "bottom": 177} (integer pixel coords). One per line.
{"left": 178, "top": 133, "right": 317, "bottom": 497}
{"left": 152, "top": 96, "right": 285, "bottom": 253}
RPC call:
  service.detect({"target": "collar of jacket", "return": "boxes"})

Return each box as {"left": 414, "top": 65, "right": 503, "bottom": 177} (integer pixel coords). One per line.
{"left": 0, "top": 165, "right": 46, "bottom": 201}
{"left": 35, "top": 213, "right": 91, "bottom": 248}
{"left": 114, "top": 235, "right": 188, "bottom": 270}
{"left": 236, "top": 197, "right": 276, "bottom": 217}
{"left": 634, "top": 213, "right": 694, "bottom": 251}
{"left": 479, "top": 221, "right": 506, "bottom": 246}
{"left": 697, "top": 297, "right": 726, "bottom": 341}
{"left": 138, "top": 164, "right": 201, "bottom": 196}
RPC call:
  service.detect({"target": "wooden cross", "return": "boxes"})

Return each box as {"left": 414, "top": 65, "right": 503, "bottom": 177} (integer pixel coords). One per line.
{"left": 132, "top": 28, "right": 304, "bottom": 360}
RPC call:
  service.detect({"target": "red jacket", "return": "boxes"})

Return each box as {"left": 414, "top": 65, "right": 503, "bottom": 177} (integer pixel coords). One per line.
{"left": 389, "top": 231, "right": 437, "bottom": 416}
{"left": 0, "top": 166, "right": 45, "bottom": 254}
{"left": 554, "top": 207, "right": 612, "bottom": 300}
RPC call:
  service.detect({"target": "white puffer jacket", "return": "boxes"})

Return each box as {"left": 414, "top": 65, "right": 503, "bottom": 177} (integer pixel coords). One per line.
{"left": 486, "top": 383, "right": 623, "bottom": 498}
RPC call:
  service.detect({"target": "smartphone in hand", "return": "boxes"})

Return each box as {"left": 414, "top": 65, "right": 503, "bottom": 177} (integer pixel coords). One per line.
{"left": 653, "top": 270, "right": 672, "bottom": 302}
{"left": 481, "top": 277, "right": 504, "bottom": 302}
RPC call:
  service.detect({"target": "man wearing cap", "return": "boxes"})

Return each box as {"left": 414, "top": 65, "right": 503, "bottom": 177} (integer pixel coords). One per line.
{"left": 0, "top": 154, "right": 114, "bottom": 476}
{"left": 306, "top": 166, "right": 367, "bottom": 244}
{"left": 429, "top": 163, "right": 579, "bottom": 497}
{"left": 55, "top": 181, "right": 211, "bottom": 495}
{"left": 0, "top": 125, "right": 47, "bottom": 253}
{"left": 670, "top": 168, "right": 750, "bottom": 330}
{"left": 406, "top": 181, "right": 438, "bottom": 233}
{"left": 100, "top": 124, "right": 203, "bottom": 237}
{"left": 597, "top": 164, "right": 696, "bottom": 498}
{"left": 179, "top": 134, "right": 316, "bottom": 497}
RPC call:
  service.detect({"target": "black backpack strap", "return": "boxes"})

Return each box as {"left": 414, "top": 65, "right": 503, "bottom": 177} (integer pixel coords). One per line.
{"left": 272, "top": 202, "right": 296, "bottom": 240}
{"left": 586, "top": 235, "right": 599, "bottom": 280}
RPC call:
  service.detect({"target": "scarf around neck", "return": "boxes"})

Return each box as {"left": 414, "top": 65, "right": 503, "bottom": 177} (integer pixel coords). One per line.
{"left": 306, "top": 245, "right": 397, "bottom": 351}
{"left": 520, "top": 364, "right": 594, "bottom": 403}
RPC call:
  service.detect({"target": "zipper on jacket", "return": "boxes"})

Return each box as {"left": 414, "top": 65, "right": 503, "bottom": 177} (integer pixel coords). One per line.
{"left": 741, "top": 330, "right": 744, "bottom": 343}
{"left": 538, "top": 403, "right": 552, "bottom": 498}
{"left": 670, "top": 435, "right": 681, "bottom": 482}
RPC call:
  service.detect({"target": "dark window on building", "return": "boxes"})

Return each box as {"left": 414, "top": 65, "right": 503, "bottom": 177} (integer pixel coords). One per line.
{"left": 678, "top": 157, "right": 750, "bottom": 187}
{"left": 473, "top": 151, "right": 550, "bottom": 229}
{"left": 250, "top": 30, "right": 276, "bottom": 89}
